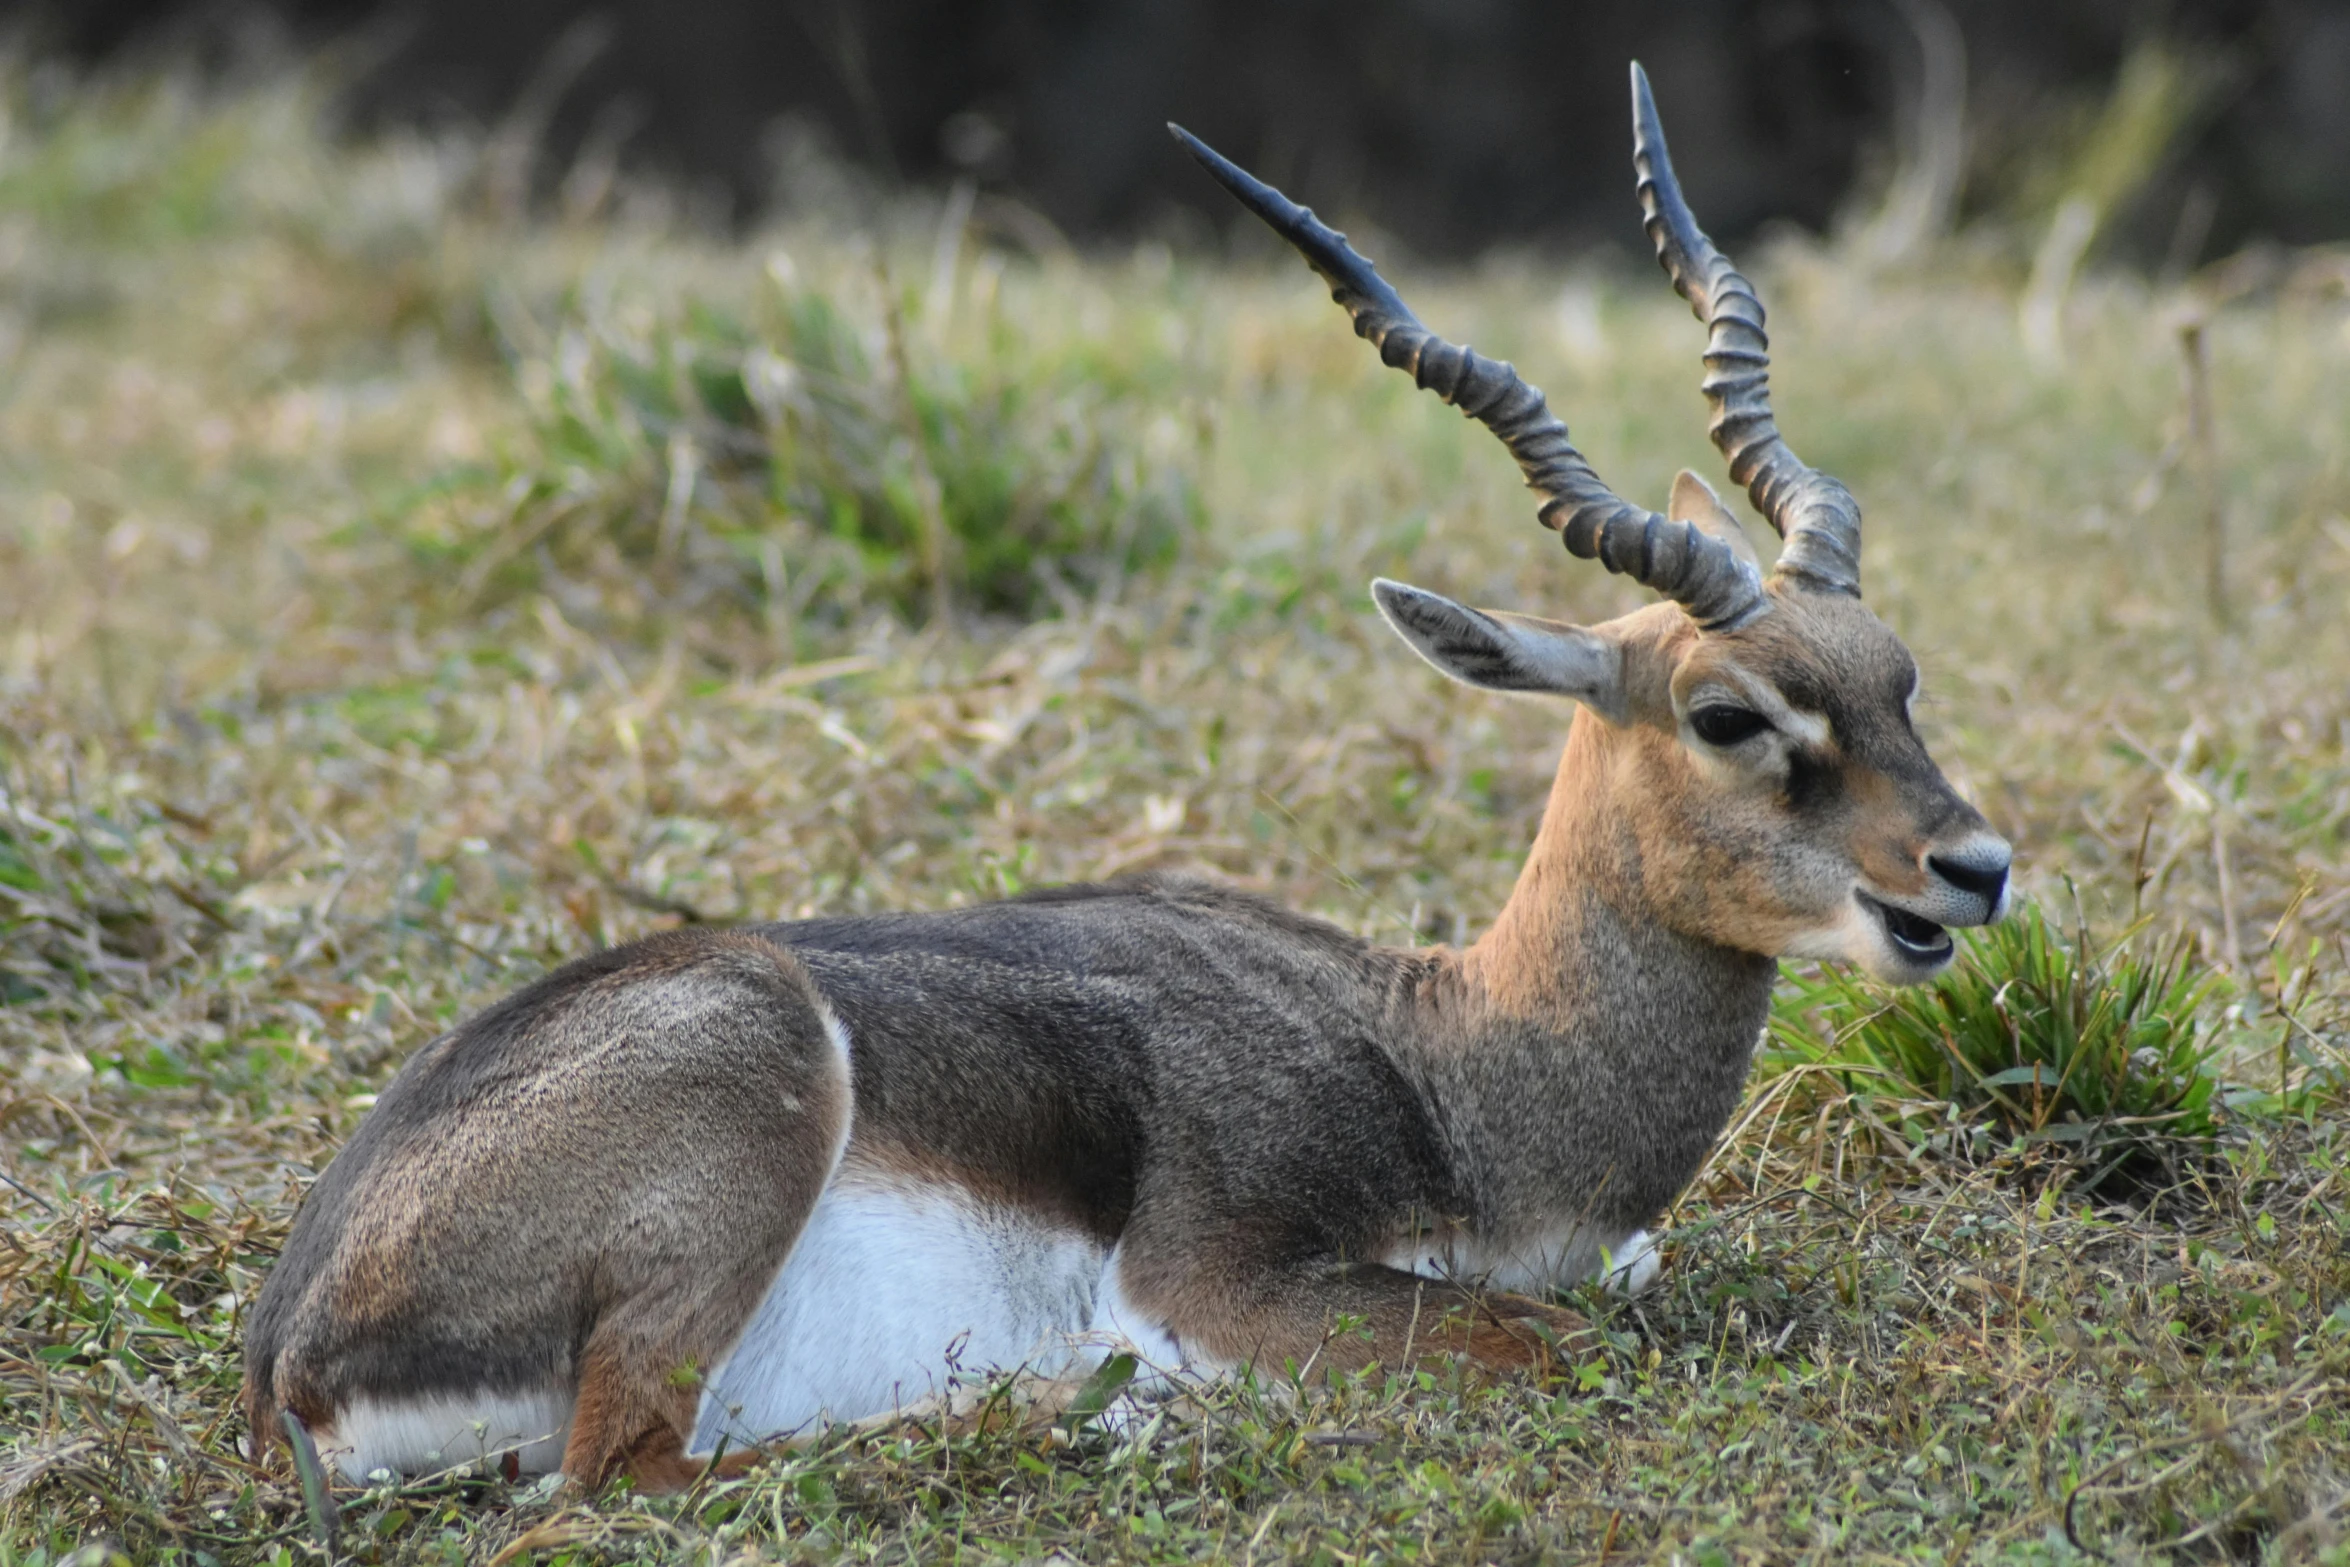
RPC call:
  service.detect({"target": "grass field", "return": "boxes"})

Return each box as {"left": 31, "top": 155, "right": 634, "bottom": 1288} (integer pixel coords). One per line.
{"left": 4, "top": 60, "right": 2350, "bottom": 1566}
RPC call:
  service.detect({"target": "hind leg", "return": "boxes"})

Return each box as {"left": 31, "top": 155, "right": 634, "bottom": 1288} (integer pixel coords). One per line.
{"left": 559, "top": 1180, "right": 876, "bottom": 1492}
{"left": 564, "top": 1293, "right": 760, "bottom": 1490}
{"left": 245, "top": 929, "right": 853, "bottom": 1493}
{"left": 556, "top": 946, "right": 857, "bottom": 1492}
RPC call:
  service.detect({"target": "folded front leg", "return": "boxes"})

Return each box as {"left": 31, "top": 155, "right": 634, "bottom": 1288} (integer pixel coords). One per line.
{"left": 1114, "top": 1229, "right": 1591, "bottom": 1383}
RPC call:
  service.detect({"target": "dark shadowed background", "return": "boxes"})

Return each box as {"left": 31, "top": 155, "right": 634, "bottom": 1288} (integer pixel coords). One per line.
{"left": 43, "top": 0, "right": 2350, "bottom": 263}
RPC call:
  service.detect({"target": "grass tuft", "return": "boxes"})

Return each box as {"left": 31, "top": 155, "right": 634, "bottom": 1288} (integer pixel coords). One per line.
{"left": 1767, "top": 900, "right": 2233, "bottom": 1184}
{"left": 447, "top": 258, "right": 1199, "bottom": 625}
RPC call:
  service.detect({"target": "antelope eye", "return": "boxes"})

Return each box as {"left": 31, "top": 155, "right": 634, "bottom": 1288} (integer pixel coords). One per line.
{"left": 1690, "top": 705, "right": 1770, "bottom": 747}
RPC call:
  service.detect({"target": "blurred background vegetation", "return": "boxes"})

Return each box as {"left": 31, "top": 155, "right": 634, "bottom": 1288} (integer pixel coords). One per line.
{"left": 3, "top": 6, "right": 2350, "bottom": 1563}
{"left": 40, "top": 0, "right": 2350, "bottom": 263}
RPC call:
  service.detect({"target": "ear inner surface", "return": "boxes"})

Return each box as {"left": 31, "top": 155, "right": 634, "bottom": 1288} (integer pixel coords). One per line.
{"left": 1668, "top": 470, "right": 1760, "bottom": 572}
{"left": 1371, "top": 580, "right": 1627, "bottom": 722}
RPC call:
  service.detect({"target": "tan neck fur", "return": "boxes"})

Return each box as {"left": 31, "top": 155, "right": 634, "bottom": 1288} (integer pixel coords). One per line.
{"left": 1451, "top": 708, "right": 1652, "bottom": 1018}
{"left": 1406, "top": 704, "right": 1777, "bottom": 1239}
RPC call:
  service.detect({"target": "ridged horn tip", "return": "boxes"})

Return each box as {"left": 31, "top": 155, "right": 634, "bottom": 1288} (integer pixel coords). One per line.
{"left": 1629, "top": 63, "right": 1709, "bottom": 317}
{"left": 1167, "top": 123, "right": 1423, "bottom": 342}
{"left": 1628, "top": 62, "right": 1671, "bottom": 176}
{"left": 1629, "top": 62, "right": 1660, "bottom": 166}
{"left": 1167, "top": 123, "right": 1288, "bottom": 236}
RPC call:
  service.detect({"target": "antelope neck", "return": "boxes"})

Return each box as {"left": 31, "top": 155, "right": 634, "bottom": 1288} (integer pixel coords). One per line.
{"left": 1445, "top": 712, "right": 1775, "bottom": 1036}
{"left": 1400, "top": 716, "right": 1777, "bottom": 1237}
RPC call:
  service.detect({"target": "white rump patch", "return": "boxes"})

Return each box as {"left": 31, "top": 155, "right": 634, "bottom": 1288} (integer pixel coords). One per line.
{"left": 316, "top": 1389, "right": 571, "bottom": 1484}
{"left": 693, "top": 1171, "right": 1107, "bottom": 1451}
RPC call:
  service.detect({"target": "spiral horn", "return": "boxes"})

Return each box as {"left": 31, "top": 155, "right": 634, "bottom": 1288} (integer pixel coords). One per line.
{"left": 1171, "top": 122, "right": 1767, "bottom": 632}
{"left": 1630, "top": 61, "right": 1862, "bottom": 597}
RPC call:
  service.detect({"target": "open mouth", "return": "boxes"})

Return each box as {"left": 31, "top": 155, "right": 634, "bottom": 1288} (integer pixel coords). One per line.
{"left": 1857, "top": 893, "right": 1954, "bottom": 964}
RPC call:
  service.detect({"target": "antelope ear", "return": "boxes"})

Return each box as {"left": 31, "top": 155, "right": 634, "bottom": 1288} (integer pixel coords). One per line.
{"left": 1669, "top": 470, "right": 1760, "bottom": 572}
{"left": 1371, "top": 579, "right": 1627, "bottom": 722}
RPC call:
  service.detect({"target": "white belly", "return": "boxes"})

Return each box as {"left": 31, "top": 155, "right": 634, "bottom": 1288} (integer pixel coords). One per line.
{"left": 692, "top": 1172, "right": 1113, "bottom": 1451}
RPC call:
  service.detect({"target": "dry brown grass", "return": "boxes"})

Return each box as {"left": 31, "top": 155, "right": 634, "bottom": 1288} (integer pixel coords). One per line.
{"left": 3, "top": 59, "right": 2349, "bottom": 1565}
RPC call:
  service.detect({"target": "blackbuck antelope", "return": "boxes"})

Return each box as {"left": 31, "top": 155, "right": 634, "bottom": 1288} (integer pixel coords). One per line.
{"left": 242, "top": 64, "right": 2011, "bottom": 1493}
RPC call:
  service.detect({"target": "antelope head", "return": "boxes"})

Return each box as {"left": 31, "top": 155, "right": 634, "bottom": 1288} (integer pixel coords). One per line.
{"left": 1173, "top": 66, "right": 2010, "bottom": 984}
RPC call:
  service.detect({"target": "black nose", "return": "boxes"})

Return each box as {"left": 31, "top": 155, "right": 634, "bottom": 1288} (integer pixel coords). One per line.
{"left": 1928, "top": 851, "right": 2009, "bottom": 907}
